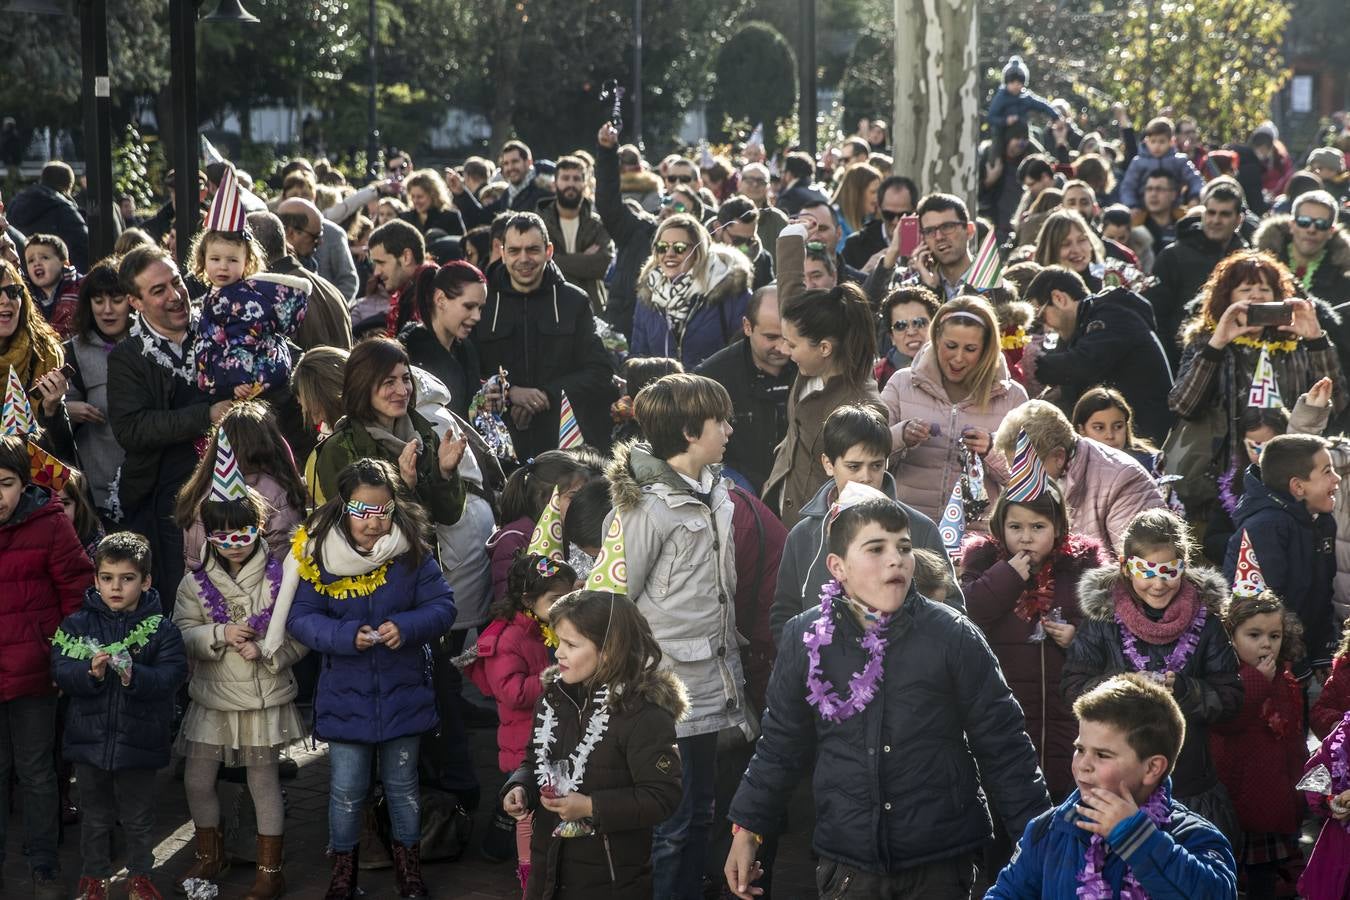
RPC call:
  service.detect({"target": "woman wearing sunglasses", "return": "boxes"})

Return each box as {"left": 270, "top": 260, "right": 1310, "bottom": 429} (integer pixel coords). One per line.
{"left": 0, "top": 258, "right": 78, "bottom": 456}
{"left": 279, "top": 457, "right": 455, "bottom": 899}
{"left": 631, "top": 213, "right": 752, "bottom": 369}
{"left": 875, "top": 285, "right": 940, "bottom": 388}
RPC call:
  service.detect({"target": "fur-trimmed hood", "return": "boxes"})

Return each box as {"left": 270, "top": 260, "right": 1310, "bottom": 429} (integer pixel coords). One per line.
{"left": 1075, "top": 563, "right": 1230, "bottom": 621}
{"left": 621, "top": 169, "right": 663, "bottom": 197}
{"left": 606, "top": 439, "right": 724, "bottom": 514}
{"left": 637, "top": 243, "right": 752, "bottom": 308}
{"left": 1255, "top": 213, "right": 1350, "bottom": 274}
{"left": 540, "top": 664, "right": 689, "bottom": 721}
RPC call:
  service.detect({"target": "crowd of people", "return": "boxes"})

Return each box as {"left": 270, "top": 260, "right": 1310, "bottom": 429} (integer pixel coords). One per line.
{"left": 4, "top": 64, "right": 1350, "bottom": 900}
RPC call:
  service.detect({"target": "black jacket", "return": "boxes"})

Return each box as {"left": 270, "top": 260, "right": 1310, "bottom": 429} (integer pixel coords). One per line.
{"left": 51, "top": 586, "right": 187, "bottom": 771}
{"left": 401, "top": 322, "right": 480, "bottom": 421}
{"left": 842, "top": 218, "right": 887, "bottom": 271}
{"left": 694, "top": 339, "right": 795, "bottom": 492}
{"left": 1146, "top": 213, "right": 1248, "bottom": 364}
{"left": 1063, "top": 566, "right": 1241, "bottom": 799}
{"left": 399, "top": 205, "right": 465, "bottom": 237}
{"left": 8, "top": 183, "right": 89, "bottom": 271}
{"left": 748, "top": 243, "right": 774, "bottom": 290}
{"left": 1034, "top": 287, "right": 1175, "bottom": 446}
{"left": 106, "top": 331, "right": 212, "bottom": 517}
{"left": 1224, "top": 465, "right": 1339, "bottom": 669}
{"left": 471, "top": 261, "right": 616, "bottom": 459}
{"left": 595, "top": 143, "right": 657, "bottom": 339}
{"left": 729, "top": 590, "right": 1051, "bottom": 873}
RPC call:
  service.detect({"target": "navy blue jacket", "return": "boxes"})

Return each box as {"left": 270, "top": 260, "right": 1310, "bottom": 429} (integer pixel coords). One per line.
{"left": 1225, "top": 465, "right": 1339, "bottom": 669}
{"left": 51, "top": 586, "right": 187, "bottom": 771}
{"left": 729, "top": 589, "right": 1050, "bottom": 874}
{"left": 987, "top": 780, "right": 1236, "bottom": 899}
{"left": 287, "top": 553, "right": 456, "bottom": 744}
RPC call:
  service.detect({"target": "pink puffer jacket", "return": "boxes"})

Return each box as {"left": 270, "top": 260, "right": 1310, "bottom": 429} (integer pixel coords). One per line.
{"left": 1059, "top": 437, "right": 1165, "bottom": 554}
{"left": 881, "top": 346, "right": 1028, "bottom": 524}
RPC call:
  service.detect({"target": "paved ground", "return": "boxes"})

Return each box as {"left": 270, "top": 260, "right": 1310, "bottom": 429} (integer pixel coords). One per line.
{"left": 3, "top": 699, "right": 819, "bottom": 899}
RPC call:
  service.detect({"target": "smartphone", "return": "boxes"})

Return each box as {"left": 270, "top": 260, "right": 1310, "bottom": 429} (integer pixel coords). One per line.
{"left": 898, "top": 214, "right": 921, "bottom": 258}
{"left": 1246, "top": 302, "right": 1293, "bottom": 327}
{"left": 28, "top": 363, "right": 77, "bottom": 398}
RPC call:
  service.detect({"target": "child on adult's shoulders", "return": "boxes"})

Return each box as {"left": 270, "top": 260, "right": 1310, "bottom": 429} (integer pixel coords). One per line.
{"left": 987, "top": 673, "right": 1237, "bottom": 898}
{"left": 726, "top": 486, "right": 1050, "bottom": 899}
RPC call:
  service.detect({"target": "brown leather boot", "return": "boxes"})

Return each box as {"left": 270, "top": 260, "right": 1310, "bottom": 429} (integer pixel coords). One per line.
{"left": 176, "top": 827, "right": 229, "bottom": 894}
{"left": 391, "top": 841, "right": 428, "bottom": 898}
{"left": 242, "top": 834, "right": 285, "bottom": 900}
{"left": 323, "top": 846, "right": 359, "bottom": 900}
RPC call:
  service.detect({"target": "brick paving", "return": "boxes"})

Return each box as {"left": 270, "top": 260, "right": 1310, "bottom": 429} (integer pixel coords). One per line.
{"left": 4, "top": 702, "right": 820, "bottom": 899}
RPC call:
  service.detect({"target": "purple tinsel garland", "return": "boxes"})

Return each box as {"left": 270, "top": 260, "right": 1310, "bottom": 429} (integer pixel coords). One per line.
{"left": 1217, "top": 466, "right": 1241, "bottom": 518}
{"left": 1332, "top": 712, "right": 1349, "bottom": 832}
{"left": 1116, "top": 604, "right": 1207, "bottom": 681}
{"left": 194, "top": 555, "right": 283, "bottom": 635}
{"left": 1076, "top": 783, "right": 1169, "bottom": 899}
{"left": 803, "top": 580, "right": 890, "bottom": 723}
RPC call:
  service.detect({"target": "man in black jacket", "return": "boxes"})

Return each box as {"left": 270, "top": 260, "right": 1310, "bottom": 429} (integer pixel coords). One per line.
{"left": 595, "top": 123, "right": 657, "bottom": 339}
{"left": 695, "top": 285, "right": 795, "bottom": 492}
{"left": 1030, "top": 266, "right": 1175, "bottom": 446}
{"left": 7, "top": 162, "right": 89, "bottom": 271}
{"left": 108, "top": 245, "right": 231, "bottom": 592}
{"left": 450, "top": 140, "right": 549, "bottom": 229}
{"left": 1145, "top": 177, "right": 1247, "bottom": 365}
{"left": 712, "top": 198, "right": 774, "bottom": 290}
{"left": 840, "top": 174, "right": 918, "bottom": 271}
{"left": 470, "top": 212, "right": 616, "bottom": 459}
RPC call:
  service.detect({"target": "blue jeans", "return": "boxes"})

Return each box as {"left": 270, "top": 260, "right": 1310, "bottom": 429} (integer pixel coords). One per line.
{"left": 651, "top": 731, "right": 718, "bottom": 900}
{"left": 0, "top": 695, "right": 59, "bottom": 870}
{"left": 327, "top": 736, "right": 421, "bottom": 851}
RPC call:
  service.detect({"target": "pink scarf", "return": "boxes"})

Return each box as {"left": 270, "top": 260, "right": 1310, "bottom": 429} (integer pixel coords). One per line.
{"left": 1112, "top": 579, "right": 1201, "bottom": 645}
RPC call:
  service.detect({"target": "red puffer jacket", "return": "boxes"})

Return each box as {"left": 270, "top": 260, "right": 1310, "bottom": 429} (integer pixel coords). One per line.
{"left": 0, "top": 485, "right": 95, "bottom": 701}
{"left": 465, "top": 613, "right": 551, "bottom": 772}
{"left": 728, "top": 485, "right": 786, "bottom": 712}
{"left": 1310, "top": 652, "right": 1350, "bottom": 739}
{"left": 1210, "top": 662, "right": 1306, "bottom": 834}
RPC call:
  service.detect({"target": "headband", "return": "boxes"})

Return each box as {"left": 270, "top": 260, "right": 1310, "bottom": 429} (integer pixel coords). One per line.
{"left": 1124, "top": 556, "right": 1185, "bottom": 581}
{"left": 346, "top": 499, "right": 395, "bottom": 520}
{"left": 940, "top": 310, "right": 987, "bottom": 328}
{"left": 208, "top": 525, "right": 259, "bottom": 549}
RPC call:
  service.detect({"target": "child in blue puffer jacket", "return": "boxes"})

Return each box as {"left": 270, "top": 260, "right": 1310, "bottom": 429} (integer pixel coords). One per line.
{"left": 281, "top": 458, "right": 455, "bottom": 900}
{"left": 987, "top": 673, "right": 1236, "bottom": 899}
{"left": 51, "top": 531, "right": 187, "bottom": 900}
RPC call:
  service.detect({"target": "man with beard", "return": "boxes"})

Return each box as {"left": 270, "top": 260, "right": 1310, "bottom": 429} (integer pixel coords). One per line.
{"left": 695, "top": 284, "right": 796, "bottom": 493}
{"left": 470, "top": 212, "right": 616, "bottom": 458}
{"left": 108, "top": 245, "right": 232, "bottom": 592}
{"left": 538, "top": 155, "right": 614, "bottom": 314}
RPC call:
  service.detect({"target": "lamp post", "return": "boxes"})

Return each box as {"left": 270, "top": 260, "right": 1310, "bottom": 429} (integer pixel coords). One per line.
{"left": 367, "top": 0, "right": 379, "bottom": 179}
{"left": 632, "top": 0, "right": 642, "bottom": 149}
{"left": 797, "top": 0, "right": 817, "bottom": 156}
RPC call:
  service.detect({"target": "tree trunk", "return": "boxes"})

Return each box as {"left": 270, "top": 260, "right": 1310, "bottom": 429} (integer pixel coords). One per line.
{"left": 488, "top": 6, "right": 528, "bottom": 151}
{"left": 892, "top": 0, "right": 980, "bottom": 209}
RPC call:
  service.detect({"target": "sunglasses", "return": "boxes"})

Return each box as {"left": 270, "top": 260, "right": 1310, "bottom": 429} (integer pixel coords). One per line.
{"left": 665, "top": 174, "right": 695, "bottom": 184}
{"left": 0, "top": 283, "right": 23, "bottom": 301}
{"left": 346, "top": 499, "right": 395, "bottom": 520}
{"left": 891, "top": 316, "right": 930, "bottom": 332}
{"left": 655, "top": 241, "right": 691, "bottom": 255}
{"left": 880, "top": 209, "right": 912, "bottom": 222}
{"left": 740, "top": 176, "right": 767, "bottom": 186}
{"left": 208, "top": 526, "right": 259, "bottom": 549}
{"left": 660, "top": 196, "right": 690, "bottom": 214}
{"left": 1295, "top": 214, "right": 1333, "bottom": 232}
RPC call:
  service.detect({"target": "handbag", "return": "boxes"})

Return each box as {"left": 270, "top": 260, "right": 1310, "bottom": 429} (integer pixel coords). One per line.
{"left": 1161, "top": 400, "right": 1229, "bottom": 517}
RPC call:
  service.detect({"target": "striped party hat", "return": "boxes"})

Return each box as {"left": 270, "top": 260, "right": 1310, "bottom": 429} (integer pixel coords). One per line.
{"left": 526, "top": 486, "right": 566, "bottom": 561}
{"left": 965, "top": 228, "right": 1003, "bottom": 290}
{"left": 1247, "top": 348, "right": 1282, "bottom": 409}
{"left": 1, "top": 367, "right": 37, "bottom": 436}
{"left": 558, "top": 390, "right": 582, "bottom": 449}
{"left": 1004, "top": 429, "right": 1049, "bottom": 502}
{"left": 938, "top": 479, "right": 965, "bottom": 561}
{"left": 586, "top": 512, "right": 627, "bottom": 595}
{"left": 209, "top": 430, "right": 248, "bottom": 502}
{"left": 204, "top": 164, "right": 247, "bottom": 233}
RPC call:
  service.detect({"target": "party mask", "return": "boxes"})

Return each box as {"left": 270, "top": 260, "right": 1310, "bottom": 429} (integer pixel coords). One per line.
{"left": 208, "top": 525, "right": 259, "bottom": 549}
{"left": 346, "top": 499, "right": 395, "bottom": 520}
{"left": 1124, "top": 556, "right": 1184, "bottom": 581}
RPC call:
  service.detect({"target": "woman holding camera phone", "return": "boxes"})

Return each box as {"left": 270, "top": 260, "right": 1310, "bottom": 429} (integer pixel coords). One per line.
{"left": 1168, "top": 250, "right": 1346, "bottom": 502}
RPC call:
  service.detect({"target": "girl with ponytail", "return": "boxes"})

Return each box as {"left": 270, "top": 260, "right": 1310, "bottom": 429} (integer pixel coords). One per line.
{"left": 762, "top": 281, "right": 885, "bottom": 528}
{"left": 400, "top": 261, "right": 488, "bottom": 420}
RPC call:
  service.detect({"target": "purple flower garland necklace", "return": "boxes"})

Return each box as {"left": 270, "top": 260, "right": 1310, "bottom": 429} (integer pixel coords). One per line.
{"left": 1115, "top": 604, "right": 1206, "bottom": 683}
{"left": 804, "top": 580, "right": 889, "bottom": 723}
{"left": 195, "top": 552, "right": 284, "bottom": 634}
{"left": 1331, "top": 712, "right": 1349, "bottom": 833}
{"left": 1077, "top": 783, "right": 1169, "bottom": 899}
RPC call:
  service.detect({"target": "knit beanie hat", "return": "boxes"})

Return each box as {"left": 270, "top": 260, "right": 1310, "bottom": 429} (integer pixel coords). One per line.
{"left": 1003, "top": 56, "right": 1029, "bottom": 85}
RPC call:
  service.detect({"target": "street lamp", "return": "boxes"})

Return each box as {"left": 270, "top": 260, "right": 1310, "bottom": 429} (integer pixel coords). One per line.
{"left": 367, "top": 0, "right": 379, "bottom": 180}
{"left": 797, "top": 0, "right": 817, "bottom": 156}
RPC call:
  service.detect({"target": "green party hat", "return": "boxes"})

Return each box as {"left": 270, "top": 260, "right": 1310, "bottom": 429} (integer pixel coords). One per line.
{"left": 586, "top": 512, "right": 627, "bottom": 595}
{"left": 526, "top": 486, "right": 565, "bottom": 561}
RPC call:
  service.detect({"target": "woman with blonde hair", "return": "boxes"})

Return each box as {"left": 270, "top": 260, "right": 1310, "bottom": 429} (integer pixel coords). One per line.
{"left": 882, "top": 294, "right": 1028, "bottom": 524}
{"left": 831, "top": 163, "right": 882, "bottom": 247}
{"left": 1034, "top": 208, "right": 1106, "bottom": 291}
{"left": 631, "top": 212, "right": 752, "bottom": 369}
{"left": 399, "top": 168, "right": 465, "bottom": 236}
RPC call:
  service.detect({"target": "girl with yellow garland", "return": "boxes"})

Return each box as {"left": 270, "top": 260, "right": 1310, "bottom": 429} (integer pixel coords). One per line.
{"left": 270, "top": 458, "right": 455, "bottom": 900}
{"left": 1169, "top": 250, "right": 1346, "bottom": 512}
{"left": 172, "top": 429, "right": 308, "bottom": 900}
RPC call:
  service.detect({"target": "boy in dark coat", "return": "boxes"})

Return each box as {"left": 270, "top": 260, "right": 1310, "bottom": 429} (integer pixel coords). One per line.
{"left": 51, "top": 532, "right": 187, "bottom": 900}
{"left": 987, "top": 674, "right": 1236, "bottom": 899}
{"left": 1224, "top": 433, "right": 1340, "bottom": 674}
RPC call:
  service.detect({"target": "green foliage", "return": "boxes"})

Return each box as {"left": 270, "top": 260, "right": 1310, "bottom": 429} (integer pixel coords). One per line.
{"left": 112, "top": 125, "right": 158, "bottom": 210}
{"left": 1108, "top": 0, "right": 1291, "bottom": 143}
{"left": 707, "top": 22, "right": 797, "bottom": 153}
{"left": 838, "top": 20, "right": 893, "bottom": 132}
